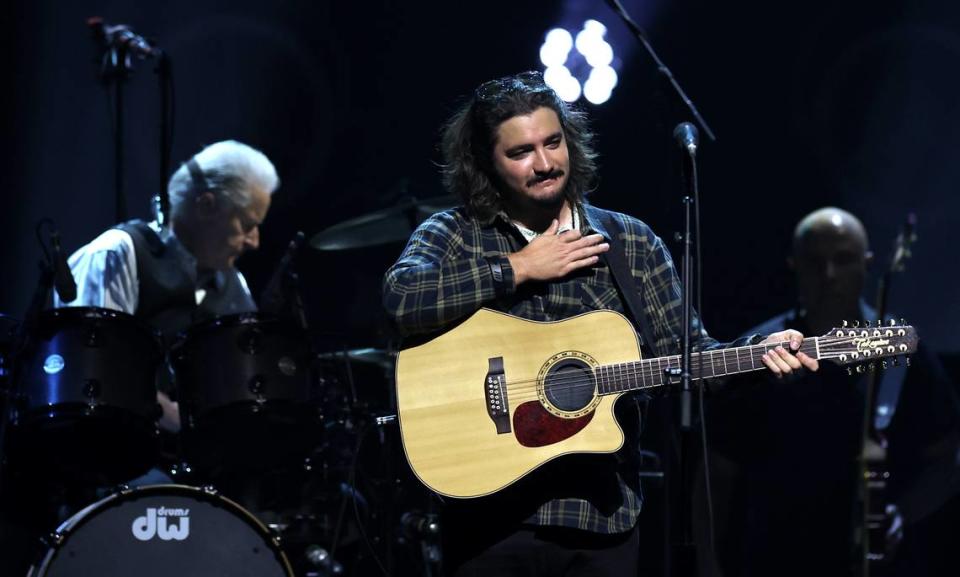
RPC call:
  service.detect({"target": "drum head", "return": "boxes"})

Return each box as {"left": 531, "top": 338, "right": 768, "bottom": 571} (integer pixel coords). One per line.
{"left": 31, "top": 484, "right": 293, "bottom": 577}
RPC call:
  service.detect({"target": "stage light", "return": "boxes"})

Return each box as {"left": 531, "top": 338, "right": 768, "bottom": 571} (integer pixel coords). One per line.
{"left": 538, "top": 20, "right": 617, "bottom": 104}
{"left": 544, "top": 65, "right": 582, "bottom": 102}
{"left": 540, "top": 28, "right": 574, "bottom": 68}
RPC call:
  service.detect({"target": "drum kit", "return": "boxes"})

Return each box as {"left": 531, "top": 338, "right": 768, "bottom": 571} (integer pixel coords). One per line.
{"left": 0, "top": 196, "right": 454, "bottom": 577}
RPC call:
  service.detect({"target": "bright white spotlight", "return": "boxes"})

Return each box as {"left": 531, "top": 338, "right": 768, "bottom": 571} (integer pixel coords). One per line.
{"left": 589, "top": 65, "right": 618, "bottom": 89}
{"left": 583, "top": 75, "right": 613, "bottom": 105}
{"left": 540, "top": 44, "right": 567, "bottom": 67}
{"left": 544, "top": 65, "right": 581, "bottom": 102}
{"left": 583, "top": 19, "right": 607, "bottom": 35}
{"left": 584, "top": 40, "right": 614, "bottom": 68}
{"left": 544, "top": 28, "right": 573, "bottom": 53}
{"left": 538, "top": 20, "right": 617, "bottom": 104}
{"left": 540, "top": 28, "right": 574, "bottom": 70}
{"left": 575, "top": 28, "right": 601, "bottom": 59}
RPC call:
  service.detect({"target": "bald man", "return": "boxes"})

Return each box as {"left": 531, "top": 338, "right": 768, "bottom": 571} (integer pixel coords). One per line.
{"left": 790, "top": 207, "right": 872, "bottom": 336}
{"left": 704, "top": 207, "right": 960, "bottom": 577}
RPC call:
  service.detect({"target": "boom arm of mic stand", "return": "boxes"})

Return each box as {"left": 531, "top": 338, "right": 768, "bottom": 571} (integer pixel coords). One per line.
{"left": 605, "top": 0, "right": 717, "bottom": 142}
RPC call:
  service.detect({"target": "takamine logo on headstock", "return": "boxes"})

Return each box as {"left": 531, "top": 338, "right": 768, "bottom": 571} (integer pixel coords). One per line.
{"left": 820, "top": 320, "right": 917, "bottom": 369}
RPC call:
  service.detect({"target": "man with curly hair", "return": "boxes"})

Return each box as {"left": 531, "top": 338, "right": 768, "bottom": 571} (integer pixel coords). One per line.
{"left": 383, "top": 71, "right": 816, "bottom": 576}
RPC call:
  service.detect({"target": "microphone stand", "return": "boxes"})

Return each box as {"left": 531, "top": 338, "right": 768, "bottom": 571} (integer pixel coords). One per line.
{"left": 604, "top": 0, "right": 717, "bottom": 142}
{"left": 605, "top": 1, "right": 716, "bottom": 573}
{"left": 92, "top": 20, "right": 166, "bottom": 224}
{"left": 673, "top": 132, "right": 700, "bottom": 577}
{"left": 153, "top": 51, "right": 173, "bottom": 226}
{"left": 96, "top": 41, "right": 134, "bottom": 223}
{"left": 0, "top": 222, "right": 57, "bottom": 493}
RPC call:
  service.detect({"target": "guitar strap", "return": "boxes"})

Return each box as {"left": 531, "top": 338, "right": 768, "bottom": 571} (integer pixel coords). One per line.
{"left": 592, "top": 208, "right": 659, "bottom": 359}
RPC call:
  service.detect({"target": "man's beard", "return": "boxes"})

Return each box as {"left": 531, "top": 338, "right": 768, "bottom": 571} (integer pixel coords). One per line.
{"left": 529, "top": 187, "right": 566, "bottom": 208}
{"left": 526, "top": 169, "right": 568, "bottom": 208}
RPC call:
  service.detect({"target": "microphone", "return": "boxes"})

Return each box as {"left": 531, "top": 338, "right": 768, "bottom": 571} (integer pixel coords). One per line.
{"left": 400, "top": 511, "right": 440, "bottom": 538}
{"left": 259, "top": 231, "right": 305, "bottom": 314}
{"left": 673, "top": 122, "right": 699, "bottom": 156}
{"left": 304, "top": 545, "right": 343, "bottom": 573}
{"left": 51, "top": 229, "right": 77, "bottom": 303}
{"left": 87, "top": 17, "right": 160, "bottom": 58}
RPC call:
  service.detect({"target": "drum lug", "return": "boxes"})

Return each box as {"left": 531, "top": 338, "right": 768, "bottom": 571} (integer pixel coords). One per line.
{"left": 44, "top": 531, "right": 65, "bottom": 547}
{"left": 201, "top": 484, "right": 219, "bottom": 496}
{"left": 85, "top": 327, "right": 102, "bottom": 348}
{"left": 82, "top": 379, "right": 101, "bottom": 401}
{"left": 239, "top": 328, "right": 262, "bottom": 355}
{"left": 248, "top": 375, "right": 268, "bottom": 409}
{"left": 248, "top": 375, "right": 266, "bottom": 395}
{"left": 277, "top": 356, "right": 297, "bottom": 376}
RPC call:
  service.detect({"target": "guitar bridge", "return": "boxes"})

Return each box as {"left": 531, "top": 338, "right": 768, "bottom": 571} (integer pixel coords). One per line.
{"left": 485, "top": 356, "right": 511, "bottom": 434}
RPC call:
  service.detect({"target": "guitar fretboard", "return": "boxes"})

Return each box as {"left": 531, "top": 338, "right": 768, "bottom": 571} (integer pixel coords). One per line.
{"left": 595, "top": 338, "right": 821, "bottom": 394}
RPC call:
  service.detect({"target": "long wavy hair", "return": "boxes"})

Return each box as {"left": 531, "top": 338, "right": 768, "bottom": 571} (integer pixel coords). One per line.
{"left": 440, "top": 71, "right": 599, "bottom": 223}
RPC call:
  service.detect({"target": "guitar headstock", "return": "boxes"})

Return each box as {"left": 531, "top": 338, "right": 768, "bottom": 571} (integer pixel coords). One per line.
{"left": 818, "top": 320, "right": 918, "bottom": 366}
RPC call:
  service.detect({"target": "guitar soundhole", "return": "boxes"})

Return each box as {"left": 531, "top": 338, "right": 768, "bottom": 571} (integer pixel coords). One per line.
{"left": 544, "top": 359, "right": 595, "bottom": 412}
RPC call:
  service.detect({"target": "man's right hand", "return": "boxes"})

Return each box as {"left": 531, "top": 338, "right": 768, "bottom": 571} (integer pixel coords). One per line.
{"left": 507, "top": 219, "right": 610, "bottom": 285}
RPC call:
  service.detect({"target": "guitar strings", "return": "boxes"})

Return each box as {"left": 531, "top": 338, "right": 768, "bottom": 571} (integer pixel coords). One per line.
{"left": 502, "top": 339, "right": 820, "bottom": 402}
{"left": 501, "top": 339, "right": 817, "bottom": 395}
{"left": 493, "top": 334, "right": 904, "bottom": 403}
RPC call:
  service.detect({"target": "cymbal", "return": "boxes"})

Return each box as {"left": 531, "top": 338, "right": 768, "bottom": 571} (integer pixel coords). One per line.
{"left": 309, "top": 195, "right": 456, "bottom": 251}
{"left": 317, "top": 347, "right": 397, "bottom": 370}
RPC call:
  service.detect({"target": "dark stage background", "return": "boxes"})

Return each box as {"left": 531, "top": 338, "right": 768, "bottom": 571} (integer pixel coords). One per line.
{"left": 2, "top": 0, "right": 958, "bottom": 353}
{"left": 2, "top": 1, "right": 960, "bottom": 575}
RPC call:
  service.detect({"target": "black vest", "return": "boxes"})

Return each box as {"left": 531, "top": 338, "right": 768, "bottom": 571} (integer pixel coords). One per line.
{"left": 117, "top": 220, "right": 257, "bottom": 343}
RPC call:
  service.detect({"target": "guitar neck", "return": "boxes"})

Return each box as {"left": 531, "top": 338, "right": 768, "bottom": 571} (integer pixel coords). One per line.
{"left": 596, "top": 337, "right": 820, "bottom": 395}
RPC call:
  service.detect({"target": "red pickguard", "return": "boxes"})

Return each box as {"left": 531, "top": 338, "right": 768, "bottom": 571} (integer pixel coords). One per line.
{"left": 513, "top": 401, "right": 594, "bottom": 447}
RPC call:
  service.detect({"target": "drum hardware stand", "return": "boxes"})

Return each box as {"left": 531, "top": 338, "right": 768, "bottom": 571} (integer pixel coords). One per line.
{"left": 375, "top": 412, "right": 443, "bottom": 577}
{"left": 0, "top": 220, "right": 61, "bottom": 493}
{"left": 260, "top": 231, "right": 309, "bottom": 331}
{"left": 398, "top": 506, "right": 442, "bottom": 577}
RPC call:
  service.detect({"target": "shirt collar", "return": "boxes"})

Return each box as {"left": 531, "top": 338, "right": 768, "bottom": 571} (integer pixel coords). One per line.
{"left": 511, "top": 208, "right": 582, "bottom": 241}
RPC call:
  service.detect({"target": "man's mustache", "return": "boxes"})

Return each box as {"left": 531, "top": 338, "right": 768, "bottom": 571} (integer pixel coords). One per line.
{"left": 527, "top": 170, "right": 564, "bottom": 187}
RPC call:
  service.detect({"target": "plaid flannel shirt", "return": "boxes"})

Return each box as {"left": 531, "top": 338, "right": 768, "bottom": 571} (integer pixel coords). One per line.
{"left": 383, "top": 202, "right": 741, "bottom": 534}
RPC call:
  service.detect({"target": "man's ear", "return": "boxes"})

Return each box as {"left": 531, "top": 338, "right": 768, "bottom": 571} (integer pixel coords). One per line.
{"left": 194, "top": 191, "right": 217, "bottom": 216}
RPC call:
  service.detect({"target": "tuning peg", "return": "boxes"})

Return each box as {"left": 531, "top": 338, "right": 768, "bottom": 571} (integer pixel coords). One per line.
{"left": 876, "top": 319, "right": 882, "bottom": 327}
{"left": 847, "top": 367, "right": 853, "bottom": 376}
{"left": 893, "top": 357, "right": 900, "bottom": 367}
{"left": 853, "top": 320, "right": 860, "bottom": 328}
{"left": 856, "top": 365, "right": 865, "bottom": 374}
{"left": 900, "top": 318, "right": 906, "bottom": 326}
{"left": 869, "top": 362, "right": 876, "bottom": 371}
{"left": 865, "top": 319, "right": 871, "bottom": 327}
{"left": 905, "top": 357, "right": 911, "bottom": 367}
{"left": 843, "top": 320, "right": 849, "bottom": 328}
{"left": 881, "top": 360, "right": 888, "bottom": 370}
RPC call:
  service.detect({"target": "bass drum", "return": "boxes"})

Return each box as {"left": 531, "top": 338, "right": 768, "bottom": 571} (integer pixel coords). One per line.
{"left": 9, "top": 307, "right": 163, "bottom": 483}
{"left": 28, "top": 484, "right": 294, "bottom": 577}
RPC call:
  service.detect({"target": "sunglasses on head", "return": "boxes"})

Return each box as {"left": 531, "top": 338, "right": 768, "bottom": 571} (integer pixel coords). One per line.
{"left": 475, "top": 70, "right": 550, "bottom": 101}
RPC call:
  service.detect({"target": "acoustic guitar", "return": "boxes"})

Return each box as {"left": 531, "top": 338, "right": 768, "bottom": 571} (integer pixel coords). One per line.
{"left": 395, "top": 308, "right": 917, "bottom": 498}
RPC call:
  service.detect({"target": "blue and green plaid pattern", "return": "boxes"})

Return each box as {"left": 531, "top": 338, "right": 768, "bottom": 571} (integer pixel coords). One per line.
{"left": 383, "top": 203, "right": 737, "bottom": 533}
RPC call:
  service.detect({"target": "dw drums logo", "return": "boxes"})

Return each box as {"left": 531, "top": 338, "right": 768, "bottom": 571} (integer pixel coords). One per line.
{"left": 132, "top": 507, "right": 191, "bottom": 541}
